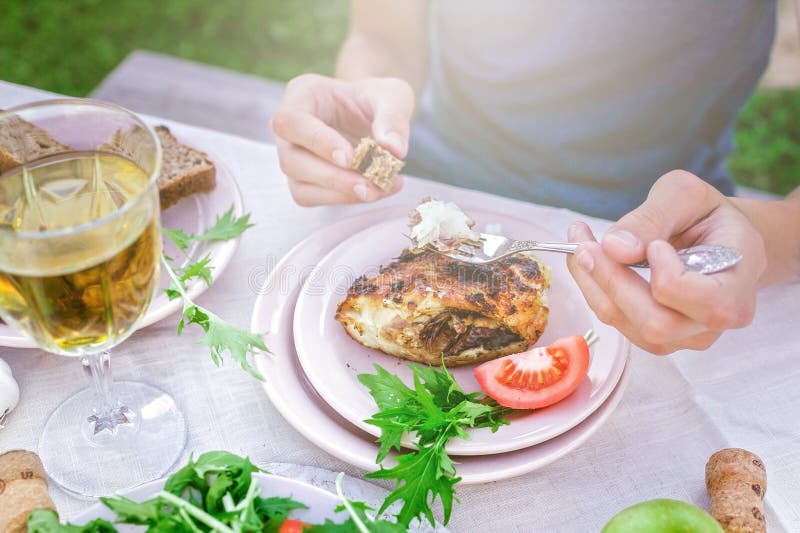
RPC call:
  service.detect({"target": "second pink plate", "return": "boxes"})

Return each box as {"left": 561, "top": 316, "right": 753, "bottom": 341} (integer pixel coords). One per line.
{"left": 293, "top": 208, "right": 628, "bottom": 455}
{"left": 253, "top": 205, "right": 630, "bottom": 483}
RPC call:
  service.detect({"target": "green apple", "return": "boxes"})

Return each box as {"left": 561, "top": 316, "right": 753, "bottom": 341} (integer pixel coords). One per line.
{"left": 602, "top": 499, "right": 723, "bottom": 533}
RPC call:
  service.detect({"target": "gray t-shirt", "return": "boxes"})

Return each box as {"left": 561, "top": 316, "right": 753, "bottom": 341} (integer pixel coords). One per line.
{"left": 405, "top": 1, "right": 776, "bottom": 219}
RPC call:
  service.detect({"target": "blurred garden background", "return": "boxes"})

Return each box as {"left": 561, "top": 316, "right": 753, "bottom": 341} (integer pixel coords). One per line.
{"left": 1, "top": 0, "right": 798, "bottom": 195}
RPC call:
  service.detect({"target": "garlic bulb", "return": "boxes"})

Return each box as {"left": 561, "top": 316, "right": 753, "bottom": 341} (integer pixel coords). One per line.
{"left": 0, "top": 358, "right": 19, "bottom": 428}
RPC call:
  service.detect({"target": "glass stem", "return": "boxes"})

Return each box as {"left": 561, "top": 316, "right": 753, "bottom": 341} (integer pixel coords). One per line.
{"left": 81, "top": 351, "right": 131, "bottom": 435}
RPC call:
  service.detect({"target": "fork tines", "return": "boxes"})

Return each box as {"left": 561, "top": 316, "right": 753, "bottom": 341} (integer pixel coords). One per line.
{"left": 456, "top": 245, "right": 477, "bottom": 256}
{"left": 583, "top": 329, "right": 599, "bottom": 347}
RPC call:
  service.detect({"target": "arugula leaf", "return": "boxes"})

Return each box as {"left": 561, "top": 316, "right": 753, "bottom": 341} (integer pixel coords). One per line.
{"left": 175, "top": 253, "right": 214, "bottom": 288}
{"left": 358, "top": 365, "right": 416, "bottom": 411}
{"left": 367, "top": 431, "right": 459, "bottom": 526}
{"left": 98, "top": 495, "right": 161, "bottom": 525}
{"left": 164, "top": 451, "right": 258, "bottom": 497}
{"left": 162, "top": 205, "right": 267, "bottom": 380}
{"left": 27, "top": 510, "right": 118, "bottom": 533}
{"left": 256, "top": 497, "right": 309, "bottom": 532}
{"left": 196, "top": 309, "right": 269, "bottom": 380}
{"left": 359, "top": 363, "right": 511, "bottom": 528}
{"left": 255, "top": 496, "right": 309, "bottom": 516}
{"left": 162, "top": 227, "right": 193, "bottom": 252}
{"left": 163, "top": 256, "right": 269, "bottom": 380}
{"left": 198, "top": 207, "right": 254, "bottom": 242}
{"left": 308, "top": 473, "right": 406, "bottom": 533}
{"left": 164, "top": 207, "right": 253, "bottom": 252}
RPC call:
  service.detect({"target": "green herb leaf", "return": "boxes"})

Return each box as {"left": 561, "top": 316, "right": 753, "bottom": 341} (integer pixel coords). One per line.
{"left": 162, "top": 205, "right": 266, "bottom": 379}
{"left": 256, "top": 497, "right": 309, "bottom": 532}
{"left": 163, "top": 256, "right": 269, "bottom": 380}
{"left": 308, "top": 473, "right": 405, "bottom": 533}
{"left": 164, "top": 451, "right": 259, "bottom": 497}
{"left": 163, "top": 227, "right": 193, "bottom": 252}
{"left": 164, "top": 206, "right": 253, "bottom": 253}
{"left": 27, "top": 509, "right": 118, "bottom": 533}
{"left": 197, "top": 309, "right": 270, "bottom": 380}
{"left": 358, "top": 365, "right": 416, "bottom": 411}
{"left": 176, "top": 253, "right": 214, "bottom": 287}
{"left": 196, "top": 206, "right": 254, "bottom": 243}
{"left": 98, "top": 495, "right": 161, "bottom": 525}
{"left": 359, "top": 363, "right": 511, "bottom": 527}
{"left": 366, "top": 434, "right": 459, "bottom": 526}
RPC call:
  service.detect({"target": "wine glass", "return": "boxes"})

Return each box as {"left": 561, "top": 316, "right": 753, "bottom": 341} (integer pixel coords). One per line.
{"left": 0, "top": 99, "right": 186, "bottom": 497}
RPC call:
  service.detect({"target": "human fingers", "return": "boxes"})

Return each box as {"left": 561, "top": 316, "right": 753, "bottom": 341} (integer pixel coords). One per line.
{"left": 567, "top": 223, "right": 630, "bottom": 330}
{"left": 271, "top": 108, "right": 354, "bottom": 168}
{"left": 647, "top": 239, "right": 757, "bottom": 331}
{"left": 362, "top": 77, "right": 415, "bottom": 158}
{"left": 287, "top": 175, "right": 404, "bottom": 207}
{"left": 278, "top": 142, "right": 404, "bottom": 206}
{"left": 575, "top": 240, "right": 708, "bottom": 347}
{"left": 602, "top": 170, "right": 724, "bottom": 264}
{"left": 568, "top": 224, "right": 714, "bottom": 354}
{"left": 276, "top": 139, "right": 373, "bottom": 195}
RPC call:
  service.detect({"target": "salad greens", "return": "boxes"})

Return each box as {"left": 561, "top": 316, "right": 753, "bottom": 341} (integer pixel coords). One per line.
{"left": 359, "top": 363, "right": 511, "bottom": 528}
{"left": 27, "top": 453, "right": 400, "bottom": 533}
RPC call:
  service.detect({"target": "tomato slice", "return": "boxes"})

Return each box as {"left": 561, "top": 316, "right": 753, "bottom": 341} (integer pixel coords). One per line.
{"left": 474, "top": 334, "right": 590, "bottom": 410}
{"left": 279, "top": 519, "right": 311, "bottom": 533}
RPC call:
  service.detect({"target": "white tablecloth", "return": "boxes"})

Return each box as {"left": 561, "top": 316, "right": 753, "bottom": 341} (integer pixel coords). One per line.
{"left": 1, "top": 81, "right": 798, "bottom": 533}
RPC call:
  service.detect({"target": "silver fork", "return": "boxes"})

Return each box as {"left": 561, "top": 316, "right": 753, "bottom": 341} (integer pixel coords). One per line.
{"left": 435, "top": 233, "right": 742, "bottom": 275}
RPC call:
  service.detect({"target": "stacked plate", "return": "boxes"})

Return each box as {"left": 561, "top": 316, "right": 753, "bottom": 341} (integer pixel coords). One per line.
{"left": 252, "top": 205, "right": 631, "bottom": 483}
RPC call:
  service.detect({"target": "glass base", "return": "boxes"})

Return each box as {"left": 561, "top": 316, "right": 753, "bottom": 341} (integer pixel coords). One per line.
{"left": 39, "top": 381, "right": 186, "bottom": 498}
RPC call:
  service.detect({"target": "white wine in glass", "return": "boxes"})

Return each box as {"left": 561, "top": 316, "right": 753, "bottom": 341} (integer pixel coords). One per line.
{"left": 0, "top": 100, "right": 186, "bottom": 497}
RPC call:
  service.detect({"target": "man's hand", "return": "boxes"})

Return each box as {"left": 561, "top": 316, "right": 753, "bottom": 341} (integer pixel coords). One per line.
{"left": 567, "top": 170, "right": 768, "bottom": 355}
{"left": 271, "top": 75, "right": 414, "bottom": 206}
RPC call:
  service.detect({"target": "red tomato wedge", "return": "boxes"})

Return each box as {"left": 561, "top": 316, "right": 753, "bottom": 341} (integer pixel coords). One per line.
{"left": 474, "top": 334, "right": 590, "bottom": 410}
{"left": 279, "top": 519, "right": 311, "bottom": 533}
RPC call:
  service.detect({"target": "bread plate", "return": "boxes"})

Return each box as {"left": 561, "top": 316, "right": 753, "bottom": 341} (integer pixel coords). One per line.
{"left": 0, "top": 142, "right": 245, "bottom": 349}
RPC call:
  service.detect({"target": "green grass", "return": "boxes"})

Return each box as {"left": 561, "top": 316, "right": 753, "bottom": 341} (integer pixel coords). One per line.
{"left": 0, "top": 0, "right": 348, "bottom": 96}
{"left": 0, "top": 0, "right": 797, "bottom": 196}
{"left": 729, "top": 90, "right": 800, "bottom": 196}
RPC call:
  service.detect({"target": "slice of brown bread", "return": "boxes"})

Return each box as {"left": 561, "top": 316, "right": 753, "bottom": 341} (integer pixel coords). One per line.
{"left": 0, "top": 110, "right": 71, "bottom": 174}
{"left": 154, "top": 125, "right": 216, "bottom": 210}
{"left": 1, "top": 114, "right": 216, "bottom": 210}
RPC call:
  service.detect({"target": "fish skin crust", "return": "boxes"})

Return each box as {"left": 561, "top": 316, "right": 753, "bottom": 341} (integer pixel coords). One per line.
{"left": 335, "top": 249, "right": 550, "bottom": 366}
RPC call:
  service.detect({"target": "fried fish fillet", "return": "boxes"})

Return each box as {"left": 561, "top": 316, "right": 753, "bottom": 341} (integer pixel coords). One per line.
{"left": 335, "top": 249, "right": 550, "bottom": 366}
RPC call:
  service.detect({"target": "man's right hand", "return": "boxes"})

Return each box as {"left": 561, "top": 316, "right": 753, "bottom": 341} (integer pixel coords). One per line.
{"left": 271, "top": 74, "right": 414, "bottom": 206}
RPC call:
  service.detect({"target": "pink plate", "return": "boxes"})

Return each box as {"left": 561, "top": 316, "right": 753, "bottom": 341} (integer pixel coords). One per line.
{"left": 0, "top": 129, "right": 244, "bottom": 349}
{"left": 252, "top": 206, "right": 630, "bottom": 483}
{"left": 293, "top": 209, "right": 628, "bottom": 455}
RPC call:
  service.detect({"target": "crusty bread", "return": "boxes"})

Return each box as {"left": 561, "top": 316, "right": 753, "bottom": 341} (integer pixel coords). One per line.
{"left": 154, "top": 125, "right": 216, "bottom": 209}
{"left": 0, "top": 110, "right": 71, "bottom": 174}
{"left": 98, "top": 124, "right": 217, "bottom": 209}
{"left": 0, "top": 114, "right": 216, "bottom": 210}
{"left": 352, "top": 137, "right": 404, "bottom": 192}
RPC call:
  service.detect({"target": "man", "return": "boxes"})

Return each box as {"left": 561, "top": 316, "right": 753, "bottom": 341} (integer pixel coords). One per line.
{"left": 271, "top": 1, "right": 800, "bottom": 354}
